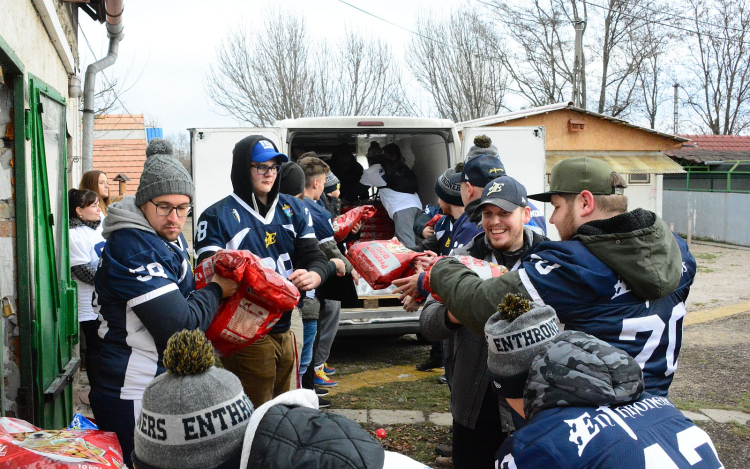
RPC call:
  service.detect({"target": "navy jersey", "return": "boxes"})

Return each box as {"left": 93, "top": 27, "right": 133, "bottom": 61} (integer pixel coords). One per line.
{"left": 434, "top": 215, "right": 455, "bottom": 256}
{"left": 449, "top": 212, "right": 483, "bottom": 254}
{"left": 94, "top": 230, "right": 207, "bottom": 400}
{"left": 527, "top": 201, "right": 547, "bottom": 235}
{"left": 195, "top": 193, "right": 316, "bottom": 278}
{"left": 516, "top": 235, "right": 696, "bottom": 396}
{"left": 497, "top": 394, "right": 722, "bottom": 469}
{"left": 304, "top": 197, "right": 335, "bottom": 244}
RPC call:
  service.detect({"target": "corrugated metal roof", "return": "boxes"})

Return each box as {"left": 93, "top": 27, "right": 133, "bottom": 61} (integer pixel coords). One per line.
{"left": 546, "top": 154, "right": 685, "bottom": 175}
{"left": 456, "top": 102, "right": 689, "bottom": 143}
{"left": 146, "top": 127, "right": 164, "bottom": 141}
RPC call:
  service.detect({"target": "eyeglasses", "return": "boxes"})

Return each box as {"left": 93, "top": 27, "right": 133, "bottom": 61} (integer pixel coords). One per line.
{"left": 250, "top": 163, "right": 282, "bottom": 175}
{"left": 149, "top": 200, "right": 192, "bottom": 218}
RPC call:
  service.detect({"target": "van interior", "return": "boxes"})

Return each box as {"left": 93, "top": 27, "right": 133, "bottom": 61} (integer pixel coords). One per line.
{"left": 288, "top": 131, "right": 453, "bottom": 206}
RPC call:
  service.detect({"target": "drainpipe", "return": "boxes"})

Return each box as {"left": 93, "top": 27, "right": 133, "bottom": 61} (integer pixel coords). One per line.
{"left": 82, "top": 0, "right": 124, "bottom": 172}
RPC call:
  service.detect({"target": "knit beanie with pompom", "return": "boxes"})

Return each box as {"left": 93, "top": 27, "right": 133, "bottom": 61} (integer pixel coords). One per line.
{"left": 135, "top": 138, "right": 195, "bottom": 207}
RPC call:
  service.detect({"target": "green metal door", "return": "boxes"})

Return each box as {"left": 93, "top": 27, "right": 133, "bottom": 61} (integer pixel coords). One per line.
{"left": 25, "top": 75, "right": 79, "bottom": 429}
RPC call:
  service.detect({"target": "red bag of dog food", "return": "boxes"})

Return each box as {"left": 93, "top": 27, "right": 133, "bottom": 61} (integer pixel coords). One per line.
{"left": 333, "top": 205, "right": 377, "bottom": 242}
{"left": 346, "top": 239, "right": 426, "bottom": 290}
{"left": 425, "top": 214, "right": 444, "bottom": 228}
{"left": 422, "top": 255, "right": 509, "bottom": 303}
{"left": 0, "top": 417, "right": 124, "bottom": 468}
{"left": 195, "top": 250, "right": 301, "bottom": 356}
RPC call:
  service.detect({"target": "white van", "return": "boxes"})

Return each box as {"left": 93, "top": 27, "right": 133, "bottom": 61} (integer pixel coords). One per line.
{"left": 189, "top": 116, "right": 546, "bottom": 337}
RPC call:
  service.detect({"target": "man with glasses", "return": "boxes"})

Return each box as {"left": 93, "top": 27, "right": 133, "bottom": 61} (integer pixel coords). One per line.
{"left": 91, "top": 139, "right": 240, "bottom": 466}
{"left": 195, "top": 136, "right": 330, "bottom": 408}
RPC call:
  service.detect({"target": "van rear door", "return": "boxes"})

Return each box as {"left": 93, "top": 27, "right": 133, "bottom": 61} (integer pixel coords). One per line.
{"left": 460, "top": 126, "right": 546, "bottom": 197}
{"left": 189, "top": 128, "right": 282, "bottom": 222}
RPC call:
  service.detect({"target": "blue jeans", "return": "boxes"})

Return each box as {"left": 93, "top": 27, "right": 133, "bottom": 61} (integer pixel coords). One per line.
{"left": 300, "top": 319, "right": 318, "bottom": 375}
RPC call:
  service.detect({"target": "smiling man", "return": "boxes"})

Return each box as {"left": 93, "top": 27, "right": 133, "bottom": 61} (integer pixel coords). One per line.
{"left": 92, "top": 139, "right": 239, "bottom": 466}
{"left": 417, "top": 175, "right": 546, "bottom": 468}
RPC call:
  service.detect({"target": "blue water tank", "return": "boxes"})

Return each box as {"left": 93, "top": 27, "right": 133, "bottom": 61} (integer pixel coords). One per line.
{"left": 146, "top": 128, "right": 164, "bottom": 141}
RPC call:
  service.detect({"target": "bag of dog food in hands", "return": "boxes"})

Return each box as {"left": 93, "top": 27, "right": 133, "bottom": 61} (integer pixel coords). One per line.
{"left": 346, "top": 239, "right": 426, "bottom": 290}
{"left": 333, "top": 205, "right": 377, "bottom": 242}
{"left": 195, "top": 250, "right": 301, "bottom": 356}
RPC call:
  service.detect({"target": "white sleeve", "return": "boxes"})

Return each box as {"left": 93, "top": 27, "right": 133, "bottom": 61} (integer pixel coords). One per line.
{"left": 382, "top": 451, "right": 433, "bottom": 469}
{"left": 68, "top": 229, "right": 92, "bottom": 267}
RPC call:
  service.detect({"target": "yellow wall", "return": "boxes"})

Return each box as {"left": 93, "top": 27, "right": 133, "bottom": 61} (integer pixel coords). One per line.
{"left": 489, "top": 110, "right": 682, "bottom": 151}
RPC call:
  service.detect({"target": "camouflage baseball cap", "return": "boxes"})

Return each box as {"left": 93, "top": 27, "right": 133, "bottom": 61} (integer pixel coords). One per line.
{"left": 528, "top": 157, "right": 624, "bottom": 202}
{"left": 523, "top": 331, "right": 644, "bottom": 419}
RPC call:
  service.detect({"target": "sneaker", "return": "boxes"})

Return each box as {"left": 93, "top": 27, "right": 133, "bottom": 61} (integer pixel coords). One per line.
{"left": 435, "top": 456, "right": 453, "bottom": 468}
{"left": 437, "top": 374, "right": 448, "bottom": 385}
{"left": 323, "top": 362, "right": 336, "bottom": 376}
{"left": 314, "top": 369, "right": 338, "bottom": 387}
{"left": 416, "top": 357, "right": 444, "bottom": 372}
{"left": 314, "top": 386, "right": 329, "bottom": 397}
{"left": 317, "top": 397, "right": 331, "bottom": 409}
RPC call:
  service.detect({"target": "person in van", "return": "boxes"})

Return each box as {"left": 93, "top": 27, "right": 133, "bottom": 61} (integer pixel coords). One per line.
{"left": 329, "top": 143, "right": 369, "bottom": 202}
{"left": 377, "top": 143, "right": 422, "bottom": 247}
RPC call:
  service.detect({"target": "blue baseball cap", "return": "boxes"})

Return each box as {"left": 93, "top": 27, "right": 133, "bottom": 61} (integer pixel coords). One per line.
{"left": 478, "top": 175, "right": 528, "bottom": 212}
{"left": 461, "top": 154, "right": 505, "bottom": 187}
{"left": 251, "top": 140, "right": 289, "bottom": 163}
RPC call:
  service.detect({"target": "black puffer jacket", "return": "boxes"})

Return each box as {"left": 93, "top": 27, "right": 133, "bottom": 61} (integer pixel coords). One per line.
{"left": 247, "top": 405, "right": 385, "bottom": 468}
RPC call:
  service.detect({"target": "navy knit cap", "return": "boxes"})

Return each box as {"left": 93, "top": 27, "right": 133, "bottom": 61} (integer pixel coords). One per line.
{"left": 279, "top": 162, "right": 305, "bottom": 196}
{"left": 324, "top": 171, "right": 341, "bottom": 194}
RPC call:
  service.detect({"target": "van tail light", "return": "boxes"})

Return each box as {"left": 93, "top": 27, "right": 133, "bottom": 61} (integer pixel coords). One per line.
{"left": 357, "top": 121, "right": 384, "bottom": 127}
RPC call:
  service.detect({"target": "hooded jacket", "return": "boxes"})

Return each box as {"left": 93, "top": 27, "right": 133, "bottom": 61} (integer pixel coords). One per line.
{"left": 496, "top": 331, "right": 722, "bottom": 469}
{"left": 95, "top": 197, "right": 223, "bottom": 400}
{"left": 195, "top": 136, "right": 329, "bottom": 333}
{"left": 427, "top": 209, "right": 697, "bottom": 397}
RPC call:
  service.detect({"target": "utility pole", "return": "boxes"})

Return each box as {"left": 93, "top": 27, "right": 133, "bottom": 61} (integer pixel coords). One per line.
{"left": 673, "top": 83, "right": 680, "bottom": 134}
{"left": 571, "top": 19, "right": 585, "bottom": 107}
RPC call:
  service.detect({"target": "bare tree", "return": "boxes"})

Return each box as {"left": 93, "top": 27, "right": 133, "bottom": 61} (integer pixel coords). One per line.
{"left": 205, "top": 11, "right": 316, "bottom": 126}
{"left": 407, "top": 9, "right": 508, "bottom": 122}
{"left": 685, "top": 0, "right": 750, "bottom": 135}
{"left": 166, "top": 132, "right": 191, "bottom": 172}
{"left": 491, "top": 0, "right": 579, "bottom": 107}
{"left": 634, "top": 19, "right": 675, "bottom": 130}
{"left": 314, "top": 29, "right": 414, "bottom": 116}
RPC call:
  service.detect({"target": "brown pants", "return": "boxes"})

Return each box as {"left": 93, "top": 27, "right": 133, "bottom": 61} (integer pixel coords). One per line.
{"left": 221, "top": 330, "right": 295, "bottom": 407}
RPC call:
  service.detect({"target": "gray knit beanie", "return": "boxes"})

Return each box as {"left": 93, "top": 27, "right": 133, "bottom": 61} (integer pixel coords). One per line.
{"left": 135, "top": 138, "right": 195, "bottom": 207}
{"left": 434, "top": 168, "right": 463, "bottom": 206}
{"left": 132, "top": 330, "right": 252, "bottom": 469}
{"left": 466, "top": 134, "right": 500, "bottom": 159}
{"left": 485, "top": 294, "right": 560, "bottom": 398}
{"left": 324, "top": 170, "right": 341, "bottom": 194}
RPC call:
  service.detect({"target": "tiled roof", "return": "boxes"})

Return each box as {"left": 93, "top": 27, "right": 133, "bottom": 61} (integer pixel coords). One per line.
{"left": 93, "top": 114, "right": 145, "bottom": 130}
{"left": 93, "top": 114, "right": 147, "bottom": 195}
{"left": 666, "top": 135, "right": 750, "bottom": 164}
{"left": 678, "top": 135, "right": 750, "bottom": 151}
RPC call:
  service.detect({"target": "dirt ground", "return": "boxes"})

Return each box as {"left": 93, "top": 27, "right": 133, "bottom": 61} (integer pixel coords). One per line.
{"left": 685, "top": 242, "right": 750, "bottom": 312}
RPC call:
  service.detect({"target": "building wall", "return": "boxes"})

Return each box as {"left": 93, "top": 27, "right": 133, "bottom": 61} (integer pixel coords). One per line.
{"left": 663, "top": 191, "right": 750, "bottom": 247}
{"left": 490, "top": 111, "right": 683, "bottom": 152}
{"left": 0, "top": 0, "right": 80, "bottom": 417}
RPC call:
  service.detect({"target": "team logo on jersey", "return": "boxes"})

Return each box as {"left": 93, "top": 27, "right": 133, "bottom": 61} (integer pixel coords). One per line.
{"left": 445, "top": 237, "right": 451, "bottom": 248}
{"left": 282, "top": 204, "right": 294, "bottom": 217}
{"left": 265, "top": 231, "right": 277, "bottom": 247}
{"left": 611, "top": 277, "right": 631, "bottom": 299}
{"left": 488, "top": 167, "right": 504, "bottom": 174}
{"left": 231, "top": 209, "right": 240, "bottom": 223}
{"left": 486, "top": 182, "right": 505, "bottom": 195}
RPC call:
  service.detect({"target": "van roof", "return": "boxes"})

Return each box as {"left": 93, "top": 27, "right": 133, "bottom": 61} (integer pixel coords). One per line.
{"left": 274, "top": 116, "right": 456, "bottom": 129}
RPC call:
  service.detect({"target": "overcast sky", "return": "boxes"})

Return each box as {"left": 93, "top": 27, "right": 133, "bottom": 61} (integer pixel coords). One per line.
{"left": 79, "top": 0, "right": 467, "bottom": 137}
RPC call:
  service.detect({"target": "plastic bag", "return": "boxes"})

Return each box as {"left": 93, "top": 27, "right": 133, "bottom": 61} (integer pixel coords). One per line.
{"left": 195, "top": 250, "right": 301, "bottom": 356}
{"left": 333, "top": 205, "right": 377, "bottom": 242}
{"left": 424, "top": 255, "right": 509, "bottom": 303}
{"left": 0, "top": 417, "right": 124, "bottom": 468}
{"left": 425, "top": 214, "right": 444, "bottom": 228}
{"left": 346, "top": 239, "right": 425, "bottom": 290}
